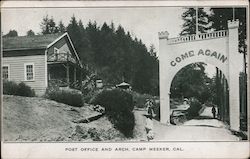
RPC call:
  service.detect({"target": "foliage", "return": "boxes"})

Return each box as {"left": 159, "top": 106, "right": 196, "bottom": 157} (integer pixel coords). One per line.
{"left": 83, "top": 89, "right": 102, "bottom": 104}
{"left": 170, "top": 63, "right": 212, "bottom": 103}
{"left": 58, "top": 20, "right": 66, "bottom": 33}
{"left": 186, "top": 98, "right": 202, "bottom": 119}
{"left": 3, "top": 80, "right": 35, "bottom": 97}
{"left": 26, "top": 30, "right": 35, "bottom": 36}
{"left": 3, "top": 80, "right": 18, "bottom": 95}
{"left": 174, "top": 8, "right": 246, "bottom": 104}
{"left": 130, "top": 91, "right": 153, "bottom": 108}
{"left": 180, "top": 8, "right": 210, "bottom": 35}
{"left": 153, "top": 99, "right": 160, "bottom": 121}
{"left": 40, "top": 15, "right": 59, "bottom": 34}
{"left": 91, "top": 89, "right": 135, "bottom": 137}
{"left": 39, "top": 16, "right": 159, "bottom": 96}
{"left": 239, "top": 72, "right": 247, "bottom": 131}
{"left": 16, "top": 82, "right": 36, "bottom": 97}
{"left": 3, "top": 30, "right": 18, "bottom": 37}
{"left": 209, "top": 8, "right": 247, "bottom": 52}
{"left": 172, "top": 8, "right": 212, "bottom": 103}
{"left": 209, "top": 8, "right": 247, "bottom": 127}
{"left": 72, "top": 125, "right": 124, "bottom": 141}
{"left": 45, "top": 86, "right": 84, "bottom": 107}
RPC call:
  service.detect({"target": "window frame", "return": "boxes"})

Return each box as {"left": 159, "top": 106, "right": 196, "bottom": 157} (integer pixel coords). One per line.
{"left": 2, "top": 64, "right": 10, "bottom": 80}
{"left": 54, "top": 47, "right": 60, "bottom": 54}
{"left": 24, "top": 63, "right": 35, "bottom": 81}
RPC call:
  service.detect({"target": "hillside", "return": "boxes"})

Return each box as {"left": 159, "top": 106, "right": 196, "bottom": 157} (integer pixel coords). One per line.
{"left": 2, "top": 95, "right": 125, "bottom": 142}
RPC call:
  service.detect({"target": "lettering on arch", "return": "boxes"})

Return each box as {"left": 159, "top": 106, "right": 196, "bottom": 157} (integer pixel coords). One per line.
{"left": 170, "top": 49, "right": 228, "bottom": 67}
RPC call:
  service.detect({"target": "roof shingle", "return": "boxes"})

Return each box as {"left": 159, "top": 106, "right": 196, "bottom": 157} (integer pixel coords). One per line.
{"left": 3, "top": 33, "right": 64, "bottom": 50}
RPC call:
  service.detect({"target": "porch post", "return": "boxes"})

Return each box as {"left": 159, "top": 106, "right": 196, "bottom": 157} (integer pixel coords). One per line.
{"left": 48, "top": 66, "right": 51, "bottom": 80}
{"left": 74, "top": 67, "right": 77, "bottom": 82}
{"left": 80, "top": 68, "right": 83, "bottom": 87}
{"left": 66, "top": 63, "right": 70, "bottom": 86}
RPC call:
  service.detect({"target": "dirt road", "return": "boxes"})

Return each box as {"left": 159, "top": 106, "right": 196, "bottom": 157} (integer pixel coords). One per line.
{"left": 153, "top": 106, "right": 239, "bottom": 141}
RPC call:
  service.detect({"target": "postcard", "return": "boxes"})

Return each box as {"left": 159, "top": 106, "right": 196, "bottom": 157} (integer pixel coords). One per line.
{"left": 1, "top": 0, "right": 249, "bottom": 158}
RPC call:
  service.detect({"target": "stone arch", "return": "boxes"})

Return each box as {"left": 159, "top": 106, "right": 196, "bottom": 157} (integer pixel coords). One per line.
{"left": 158, "top": 20, "right": 242, "bottom": 131}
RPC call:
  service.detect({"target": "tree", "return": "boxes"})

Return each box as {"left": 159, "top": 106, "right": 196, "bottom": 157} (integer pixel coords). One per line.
{"left": 180, "top": 8, "right": 210, "bottom": 35}
{"left": 58, "top": 20, "right": 66, "bottom": 33}
{"left": 171, "top": 8, "right": 212, "bottom": 102}
{"left": 210, "top": 8, "right": 246, "bottom": 53}
{"left": 26, "top": 30, "right": 35, "bottom": 36}
{"left": 63, "top": 16, "right": 159, "bottom": 95}
{"left": 67, "top": 15, "right": 81, "bottom": 48}
{"left": 170, "top": 63, "right": 211, "bottom": 102}
{"left": 149, "top": 44, "right": 157, "bottom": 59}
{"left": 40, "top": 15, "right": 58, "bottom": 34}
{"left": 4, "top": 30, "right": 18, "bottom": 37}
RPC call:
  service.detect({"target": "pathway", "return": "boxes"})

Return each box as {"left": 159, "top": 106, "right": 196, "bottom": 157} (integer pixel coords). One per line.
{"left": 152, "top": 106, "right": 239, "bottom": 141}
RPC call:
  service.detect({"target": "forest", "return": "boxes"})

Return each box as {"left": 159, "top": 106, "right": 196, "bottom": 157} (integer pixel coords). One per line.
{"left": 4, "top": 8, "right": 247, "bottom": 104}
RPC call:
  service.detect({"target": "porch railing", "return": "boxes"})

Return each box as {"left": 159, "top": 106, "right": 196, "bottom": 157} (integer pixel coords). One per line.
{"left": 48, "top": 52, "right": 76, "bottom": 64}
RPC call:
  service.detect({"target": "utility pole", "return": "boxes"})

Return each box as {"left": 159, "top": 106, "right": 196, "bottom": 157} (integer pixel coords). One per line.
{"left": 232, "top": 7, "right": 235, "bottom": 21}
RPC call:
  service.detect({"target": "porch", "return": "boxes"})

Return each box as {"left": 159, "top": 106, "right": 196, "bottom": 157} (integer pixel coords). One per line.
{"left": 47, "top": 52, "right": 82, "bottom": 89}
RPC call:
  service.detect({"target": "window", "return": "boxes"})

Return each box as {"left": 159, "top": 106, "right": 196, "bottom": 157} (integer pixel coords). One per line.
{"left": 24, "top": 63, "right": 34, "bottom": 81}
{"left": 54, "top": 47, "right": 59, "bottom": 54}
{"left": 2, "top": 65, "right": 9, "bottom": 80}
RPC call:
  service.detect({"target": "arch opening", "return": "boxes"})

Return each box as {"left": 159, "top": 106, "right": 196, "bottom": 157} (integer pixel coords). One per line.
{"left": 169, "top": 62, "right": 230, "bottom": 125}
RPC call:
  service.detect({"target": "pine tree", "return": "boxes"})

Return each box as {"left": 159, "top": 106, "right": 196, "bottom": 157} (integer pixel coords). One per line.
{"left": 40, "top": 15, "right": 58, "bottom": 34}
{"left": 26, "top": 30, "right": 35, "bottom": 36}
{"left": 58, "top": 20, "right": 66, "bottom": 33}
{"left": 171, "top": 7, "right": 211, "bottom": 102}
{"left": 210, "top": 8, "right": 246, "bottom": 52}
{"left": 180, "top": 8, "right": 210, "bottom": 35}
{"left": 4, "top": 30, "right": 18, "bottom": 37}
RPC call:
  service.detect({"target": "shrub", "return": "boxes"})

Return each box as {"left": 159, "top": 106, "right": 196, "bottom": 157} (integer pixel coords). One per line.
{"left": 45, "top": 86, "right": 84, "bottom": 107}
{"left": 186, "top": 98, "right": 202, "bottom": 119}
{"left": 83, "top": 89, "right": 102, "bottom": 104}
{"left": 153, "top": 100, "right": 160, "bottom": 121}
{"left": 16, "top": 82, "right": 36, "bottom": 97}
{"left": 92, "top": 89, "right": 135, "bottom": 137}
{"left": 130, "top": 91, "right": 153, "bottom": 108}
{"left": 3, "top": 80, "right": 18, "bottom": 95}
{"left": 3, "top": 80, "right": 35, "bottom": 97}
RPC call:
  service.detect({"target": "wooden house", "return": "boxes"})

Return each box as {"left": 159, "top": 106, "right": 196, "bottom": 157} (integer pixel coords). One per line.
{"left": 2, "top": 32, "right": 83, "bottom": 96}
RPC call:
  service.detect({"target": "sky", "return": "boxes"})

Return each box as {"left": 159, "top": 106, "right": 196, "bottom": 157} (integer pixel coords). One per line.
{"left": 2, "top": 7, "right": 217, "bottom": 77}
{"left": 2, "top": 7, "right": 184, "bottom": 50}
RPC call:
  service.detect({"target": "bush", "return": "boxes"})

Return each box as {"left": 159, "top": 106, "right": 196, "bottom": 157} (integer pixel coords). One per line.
{"left": 16, "top": 82, "right": 36, "bottom": 97}
{"left": 92, "top": 89, "right": 135, "bottom": 137}
{"left": 130, "top": 91, "right": 153, "bottom": 108}
{"left": 186, "top": 98, "right": 202, "bottom": 119}
{"left": 83, "top": 89, "right": 102, "bottom": 104}
{"left": 45, "top": 86, "right": 84, "bottom": 107}
{"left": 3, "top": 80, "right": 18, "bottom": 95}
{"left": 154, "top": 100, "right": 160, "bottom": 121}
{"left": 3, "top": 80, "right": 35, "bottom": 97}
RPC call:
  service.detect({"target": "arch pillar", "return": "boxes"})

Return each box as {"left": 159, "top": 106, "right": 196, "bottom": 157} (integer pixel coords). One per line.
{"left": 228, "top": 20, "right": 240, "bottom": 131}
{"left": 159, "top": 31, "right": 171, "bottom": 125}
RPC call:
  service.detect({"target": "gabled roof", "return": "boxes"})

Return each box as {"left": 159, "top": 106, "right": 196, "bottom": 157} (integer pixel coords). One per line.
{"left": 3, "top": 32, "right": 83, "bottom": 68}
{"left": 3, "top": 33, "right": 64, "bottom": 51}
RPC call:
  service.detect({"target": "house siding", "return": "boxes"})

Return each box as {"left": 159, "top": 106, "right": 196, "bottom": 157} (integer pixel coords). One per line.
{"left": 47, "top": 37, "right": 68, "bottom": 56}
{"left": 47, "top": 36, "right": 77, "bottom": 63}
{"left": 2, "top": 54, "right": 47, "bottom": 96}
